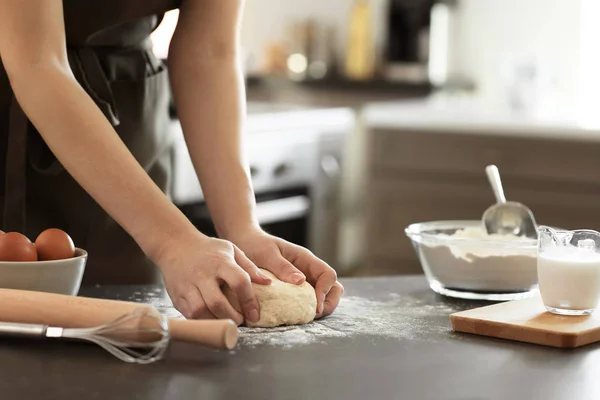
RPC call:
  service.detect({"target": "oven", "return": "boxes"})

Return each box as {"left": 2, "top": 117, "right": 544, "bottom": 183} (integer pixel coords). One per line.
{"left": 178, "top": 187, "right": 311, "bottom": 246}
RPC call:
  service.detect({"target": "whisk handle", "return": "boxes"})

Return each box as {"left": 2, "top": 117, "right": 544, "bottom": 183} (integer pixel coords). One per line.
{"left": 0, "top": 322, "right": 47, "bottom": 337}
{"left": 169, "top": 319, "right": 238, "bottom": 350}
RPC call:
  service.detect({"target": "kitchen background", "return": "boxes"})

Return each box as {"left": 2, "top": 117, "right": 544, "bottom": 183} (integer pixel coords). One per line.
{"left": 151, "top": 0, "right": 600, "bottom": 277}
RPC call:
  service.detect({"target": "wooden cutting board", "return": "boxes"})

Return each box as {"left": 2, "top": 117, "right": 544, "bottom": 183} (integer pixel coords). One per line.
{"left": 450, "top": 295, "right": 600, "bottom": 348}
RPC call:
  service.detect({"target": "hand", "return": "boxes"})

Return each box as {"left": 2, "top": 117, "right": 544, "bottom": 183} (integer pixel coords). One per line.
{"left": 155, "top": 231, "right": 272, "bottom": 324}
{"left": 227, "top": 229, "right": 344, "bottom": 318}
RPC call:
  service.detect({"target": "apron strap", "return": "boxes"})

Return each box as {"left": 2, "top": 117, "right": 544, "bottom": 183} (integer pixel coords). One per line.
{"left": 3, "top": 96, "right": 28, "bottom": 232}
{"left": 27, "top": 48, "right": 122, "bottom": 178}
{"left": 68, "top": 47, "right": 120, "bottom": 126}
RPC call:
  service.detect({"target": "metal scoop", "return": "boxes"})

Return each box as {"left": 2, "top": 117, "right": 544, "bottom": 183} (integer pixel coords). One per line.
{"left": 482, "top": 165, "right": 538, "bottom": 239}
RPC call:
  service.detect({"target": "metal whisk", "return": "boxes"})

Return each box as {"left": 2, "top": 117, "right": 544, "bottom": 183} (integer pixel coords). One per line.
{"left": 0, "top": 307, "right": 170, "bottom": 364}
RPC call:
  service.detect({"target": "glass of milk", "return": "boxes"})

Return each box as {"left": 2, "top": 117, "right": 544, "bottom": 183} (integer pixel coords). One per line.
{"left": 537, "top": 226, "right": 600, "bottom": 316}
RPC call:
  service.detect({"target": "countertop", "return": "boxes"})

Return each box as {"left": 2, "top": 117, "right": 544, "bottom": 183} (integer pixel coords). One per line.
{"left": 363, "top": 96, "right": 600, "bottom": 140}
{"left": 2, "top": 276, "right": 599, "bottom": 400}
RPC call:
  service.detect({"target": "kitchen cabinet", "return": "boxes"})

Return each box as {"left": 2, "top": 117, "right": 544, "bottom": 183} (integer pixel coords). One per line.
{"left": 363, "top": 99, "right": 600, "bottom": 275}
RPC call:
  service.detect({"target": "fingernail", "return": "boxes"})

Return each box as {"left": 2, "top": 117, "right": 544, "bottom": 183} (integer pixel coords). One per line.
{"left": 260, "top": 273, "right": 272, "bottom": 282}
{"left": 247, "top": 309, "right": 260, "bottom": 323}
{"left": 317, "top": 302, "right": 324, "bottom": 314}
{"left": 291, "top": 272, "right": 305, "bottom": 284}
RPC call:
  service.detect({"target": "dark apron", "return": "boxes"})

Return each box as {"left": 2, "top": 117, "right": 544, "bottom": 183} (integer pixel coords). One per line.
{"left": 0, "top": 0, "right": 180, "bottom": 284}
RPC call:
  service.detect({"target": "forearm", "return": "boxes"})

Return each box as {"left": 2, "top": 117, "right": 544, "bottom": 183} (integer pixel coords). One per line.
{"left": 9, "top": 64, "right": 198, "bottom": 259}
{"left": 168, "top": 4, "right": 258, "bottom": 239}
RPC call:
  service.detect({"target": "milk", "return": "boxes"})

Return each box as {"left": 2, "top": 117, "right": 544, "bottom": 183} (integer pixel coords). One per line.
{"left": 538, "top": 243, "right": 600, "bottom": 313}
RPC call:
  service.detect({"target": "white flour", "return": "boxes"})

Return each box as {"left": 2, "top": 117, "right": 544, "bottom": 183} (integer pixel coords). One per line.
{"left": 126, "top": 290, "right": 464, "bottom": 349}
{"left": 128, "top": 289, "right": 184, "bottom": 320}
{"left": 421, "top": 227, "right": 538, "bottom": 292}
{"left": 444, "top": 227, "right": 535, "bottom": 260}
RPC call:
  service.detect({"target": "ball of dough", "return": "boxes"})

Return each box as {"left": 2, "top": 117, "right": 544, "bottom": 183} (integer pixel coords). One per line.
{"left": 224, "top": 268, "right": 317, "bottom": 328}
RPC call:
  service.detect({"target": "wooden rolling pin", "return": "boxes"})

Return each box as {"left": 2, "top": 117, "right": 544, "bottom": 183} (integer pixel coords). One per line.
{"left": 0, "top": 289, "right": 238, "bottom": 350}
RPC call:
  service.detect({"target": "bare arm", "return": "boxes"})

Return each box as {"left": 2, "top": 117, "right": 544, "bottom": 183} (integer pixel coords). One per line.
{"left": 0, "top": 0, "right": 270, "bottom": 323}
{"left": 167, "top": 0, "right": 344, "bottom": 318}
{"left": 0, "top": 0, "right": 197, "bottom": 261}
{"left": 0, "top": 0, "right": 200, "bottom": 259}
{"left": 168, "top": 0, "right": 258, "bottom": 240}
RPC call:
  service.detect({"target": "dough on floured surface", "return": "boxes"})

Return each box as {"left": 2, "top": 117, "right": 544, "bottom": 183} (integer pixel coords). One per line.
{"left": 224, "top": 268, "right": 317, "bottom": 328}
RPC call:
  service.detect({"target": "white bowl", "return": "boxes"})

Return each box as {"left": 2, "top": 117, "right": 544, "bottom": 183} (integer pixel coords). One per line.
{"left": 0, "top": 248, "right": 87, "bottom": 296}
{"left": 406, "top": 221, "right": 539, "bottom": 301}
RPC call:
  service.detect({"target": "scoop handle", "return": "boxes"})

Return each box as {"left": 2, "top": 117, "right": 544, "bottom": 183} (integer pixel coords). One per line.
{"left": 485, "top": 165, "right": 507, "bottom": 204}
{"left": 0, "top": 288, "right": 238, "bottom": 349}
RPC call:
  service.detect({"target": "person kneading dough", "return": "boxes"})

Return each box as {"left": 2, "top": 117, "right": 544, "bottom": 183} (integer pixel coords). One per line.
{"left": 0, "top": 0, "right": 344, "bottom": 325}
{"left": 224, "top": 269, "right": 317, "bottom": 328}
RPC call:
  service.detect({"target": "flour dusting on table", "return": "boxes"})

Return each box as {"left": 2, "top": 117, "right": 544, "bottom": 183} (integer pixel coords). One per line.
{"left": 237, "top": 293, "right": 464, "bottom": 348}
{"left": 128, "top": 290, "right": 184, "bottom": 320}
{"left": 124, "top": 289, "right": 467, "bottom": 349}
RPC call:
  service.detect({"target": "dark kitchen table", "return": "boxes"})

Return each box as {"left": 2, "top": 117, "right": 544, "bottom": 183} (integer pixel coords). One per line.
{"left": 0, "top": 275, "right": 598, "bottom": 400}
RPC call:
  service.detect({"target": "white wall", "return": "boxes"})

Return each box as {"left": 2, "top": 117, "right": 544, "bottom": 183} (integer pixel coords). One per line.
{"left": 241, "top": 0, "right": 583, "bottom": 108}
{"left": 450, "top": 0, "right": 582, "bottom": 109}
{"left": 579, "top": 0, "right": 600, "bottom": 120}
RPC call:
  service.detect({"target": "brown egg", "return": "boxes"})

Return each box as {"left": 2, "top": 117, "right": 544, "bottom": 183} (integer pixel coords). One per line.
{"left": 0, "top": 232, "right": 38, "bottom": 262}
{"left": 35, "top": 229, "right": 75, "bottom": 261}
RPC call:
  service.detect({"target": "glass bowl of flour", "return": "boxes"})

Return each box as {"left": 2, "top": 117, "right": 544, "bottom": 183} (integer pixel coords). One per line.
{"left": 405, "top": 220, "right": 539, "bottom": 301}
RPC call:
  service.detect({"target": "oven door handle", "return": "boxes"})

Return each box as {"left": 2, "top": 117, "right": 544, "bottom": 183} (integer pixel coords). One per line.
{"left": 255, "top": 195, "right": 311, "bottom": 225}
